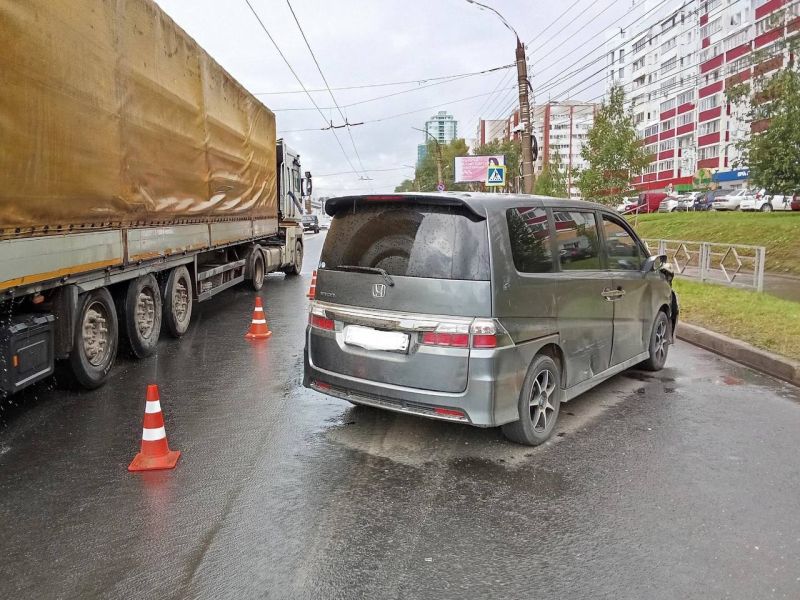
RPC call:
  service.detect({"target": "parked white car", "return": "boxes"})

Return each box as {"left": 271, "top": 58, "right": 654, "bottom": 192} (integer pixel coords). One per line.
{"left": 658, "top": 197, "right": 680, "bottom": 212}
{"left": 712, "top": 188, "right": 753, "bottom": 211}
{"left": 758, "top": 193, "right": 795, "bottom": 211}
{"left": 739, "top": 189, "right": 773, "bottom": 211}
{"left": 615, "top": 197, "right": 639, "bottom": 213}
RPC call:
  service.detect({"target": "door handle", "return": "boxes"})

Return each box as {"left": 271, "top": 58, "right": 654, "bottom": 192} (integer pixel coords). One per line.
{"left": 601, "top": 287, "right": 626, "bottom": 301}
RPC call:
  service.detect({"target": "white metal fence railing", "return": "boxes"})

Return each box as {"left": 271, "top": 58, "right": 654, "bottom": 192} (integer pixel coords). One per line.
{"left": 643, "top": 239, "right": 767, "bottom": 292}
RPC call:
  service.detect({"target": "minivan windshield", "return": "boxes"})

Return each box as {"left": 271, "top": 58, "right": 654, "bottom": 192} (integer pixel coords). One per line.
{"left": 320, "top": 202, "right": 490, "bottom": 280}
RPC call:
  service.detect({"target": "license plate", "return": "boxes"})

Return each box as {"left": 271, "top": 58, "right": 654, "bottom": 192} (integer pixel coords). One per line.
{"left": 343, "top": 325, "right": 409, "bottom": 353}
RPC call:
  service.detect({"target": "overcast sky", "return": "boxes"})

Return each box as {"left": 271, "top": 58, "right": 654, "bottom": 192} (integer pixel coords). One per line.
{"left": 155, "top": 0, "right": 636, "bottom": 197}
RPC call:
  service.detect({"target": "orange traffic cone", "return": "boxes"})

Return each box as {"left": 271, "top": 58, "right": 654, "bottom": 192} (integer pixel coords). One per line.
{"left": 245, "top": 296, "right": 272, "bottom": 339}
{"left": 128, "top": 384, "right": 181, "bottom": 472}
{"left": 307, "top": 270, "right": 317, "bottom": 299}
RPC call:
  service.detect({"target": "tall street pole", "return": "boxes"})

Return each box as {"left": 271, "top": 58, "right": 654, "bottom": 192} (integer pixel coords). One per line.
{"left": 516, "top": 38, "right": 534, "bottom": 194}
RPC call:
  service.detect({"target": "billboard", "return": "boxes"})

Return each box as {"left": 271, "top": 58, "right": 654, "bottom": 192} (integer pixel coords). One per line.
{"left": 454, "top": 155, "right": 505, "bottom": 183}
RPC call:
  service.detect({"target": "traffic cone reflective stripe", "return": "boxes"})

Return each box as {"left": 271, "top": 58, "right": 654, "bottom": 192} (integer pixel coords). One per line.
{"left": 307, "top": 270, "right": 317, "bottom": 299}
{"left": 245, "top": 296, "right": 272, "bottom": 339}
{"left": 128, "top": 384, "right": 181, "bottom": 472}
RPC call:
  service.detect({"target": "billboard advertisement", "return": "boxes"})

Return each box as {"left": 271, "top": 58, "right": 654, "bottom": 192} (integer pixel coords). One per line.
{"left": 454, "top": 155, "right": 505, "bottom": 183}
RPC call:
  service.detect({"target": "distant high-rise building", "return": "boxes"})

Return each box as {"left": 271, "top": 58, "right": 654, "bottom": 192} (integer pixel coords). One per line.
{"left": 424, "top": 111, "right": 458, "bottom": 145}
{"left": 476, "top": 119, "right": 507, "bottom": 146}
{"left": 417, "top": 144, "right": 428, "bottom": 166}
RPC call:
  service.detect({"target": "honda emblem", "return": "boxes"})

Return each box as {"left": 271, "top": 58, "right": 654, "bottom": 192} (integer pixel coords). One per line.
{"left": 372, "top": 283, "right": 386, "bottom": 298}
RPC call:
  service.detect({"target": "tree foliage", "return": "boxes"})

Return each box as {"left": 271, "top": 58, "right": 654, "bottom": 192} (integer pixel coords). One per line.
{"left": 576, "top": 85, "right": 650, "bottom": 205}
{"left": 399, "top": 139, "right": 471, "bottom": 192}
{"left": 533, "top": 149, "right": 569, "bottom": 198}
{"left": 727, "top": 40, "right": 800, "bottom": 194}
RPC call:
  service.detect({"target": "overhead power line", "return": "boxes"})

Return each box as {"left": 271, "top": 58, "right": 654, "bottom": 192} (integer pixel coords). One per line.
{"left": 254, "top": 63, "right": 514, "bottom": 95}
{"left": 242, "top": 0, "right": 361, "bottom": 177}
{"left": 285, "top": 0, "right": 370, "bottom": 183}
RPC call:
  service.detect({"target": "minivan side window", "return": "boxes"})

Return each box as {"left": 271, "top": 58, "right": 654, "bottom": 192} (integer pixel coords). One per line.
{"left": 506, "top": 208, "right": 554, "bottom": 273}
{"left": 602, "top": 215, "right": 644, "bottom": 270}
{"left": 553, "top": 211, "right": 601, "bottom": 270}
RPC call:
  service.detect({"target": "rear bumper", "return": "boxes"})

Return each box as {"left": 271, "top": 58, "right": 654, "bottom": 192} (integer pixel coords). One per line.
{"left": 303, "top": 328, "right": 529, "bottom": 427}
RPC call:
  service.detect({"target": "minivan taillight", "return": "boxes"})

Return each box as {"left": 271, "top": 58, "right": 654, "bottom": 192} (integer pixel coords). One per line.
{"left": 309, "top": 314, "right": 334, "bottom": 330}
{"left": 421, "top": 331, "right": 469, "bottom": 347}
{"left": 470, "top": 318, "right": 501, "bottom": 349}
{"left": 471, "top": 335, "right": 497, "bottom": 348}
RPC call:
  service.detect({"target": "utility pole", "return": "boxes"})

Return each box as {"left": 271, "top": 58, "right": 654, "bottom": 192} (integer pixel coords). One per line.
{"left": 516, "top": 38, "right": 534, "bottom": 194}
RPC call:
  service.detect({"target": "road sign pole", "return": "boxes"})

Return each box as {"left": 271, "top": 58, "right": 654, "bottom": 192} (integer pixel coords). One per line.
{"left": 516, "top": 38, "right": 534, "bottom": 194}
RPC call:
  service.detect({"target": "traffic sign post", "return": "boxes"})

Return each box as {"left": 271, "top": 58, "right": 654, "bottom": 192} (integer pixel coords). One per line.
{"left": 486, "top": 165, "right": 506, "bottom": 187}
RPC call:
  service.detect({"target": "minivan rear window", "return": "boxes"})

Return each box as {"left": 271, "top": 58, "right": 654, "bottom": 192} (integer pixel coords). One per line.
{"left": 320, "top": 203, "right": 490, "bottom": 281}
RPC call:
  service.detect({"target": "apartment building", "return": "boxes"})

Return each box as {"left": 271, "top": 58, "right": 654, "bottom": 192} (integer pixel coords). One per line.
{"left": 607, "top": 0, "right": 799, "bottom": 191}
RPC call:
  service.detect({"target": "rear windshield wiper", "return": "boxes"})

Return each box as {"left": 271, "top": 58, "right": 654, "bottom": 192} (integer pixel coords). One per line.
{"left": 329, "top": 265, "right": 395, "bottom": 287}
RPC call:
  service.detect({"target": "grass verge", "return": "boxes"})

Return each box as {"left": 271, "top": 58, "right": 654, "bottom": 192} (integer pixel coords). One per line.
{"left": 674, "top": 278, "right": 800, "bottom": 359}
{"left": 630, "top": 212, "right": 800, "bottom": 275}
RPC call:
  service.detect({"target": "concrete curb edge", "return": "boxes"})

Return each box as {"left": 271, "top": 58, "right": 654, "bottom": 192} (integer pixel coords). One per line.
{"left": 676, "top": 322, "right": 800, "bottom": 387}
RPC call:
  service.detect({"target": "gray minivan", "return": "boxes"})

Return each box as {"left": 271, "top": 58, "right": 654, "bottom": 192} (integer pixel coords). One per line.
{"left": 303, "top": 193, "right": 678, "bottom": 445}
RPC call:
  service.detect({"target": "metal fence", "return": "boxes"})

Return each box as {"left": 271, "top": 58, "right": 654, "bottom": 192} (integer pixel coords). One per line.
{"left": 643, "top": 239, "right": 767, "bottom": 292}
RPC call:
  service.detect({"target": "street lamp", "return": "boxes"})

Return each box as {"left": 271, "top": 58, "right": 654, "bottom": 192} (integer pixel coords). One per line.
{"left": 465, "top": 0, "right": 534, "bottom": 194}
{"left": 412, "top": 126, "right": 444, "bottom": 189}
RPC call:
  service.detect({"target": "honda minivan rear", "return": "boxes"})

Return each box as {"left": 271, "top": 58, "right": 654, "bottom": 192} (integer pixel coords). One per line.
{"left": 304, "top": 194, "right": 509, "bottom": 425}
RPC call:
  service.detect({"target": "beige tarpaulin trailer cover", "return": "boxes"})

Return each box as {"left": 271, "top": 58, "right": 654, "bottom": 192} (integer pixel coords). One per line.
{"left": 0, "top": 0, "right": 278, "bottom": 237}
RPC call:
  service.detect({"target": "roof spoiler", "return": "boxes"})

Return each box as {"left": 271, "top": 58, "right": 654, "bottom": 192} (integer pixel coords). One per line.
{"left": 325, "top": 193, "right": 485, "bottom": 219}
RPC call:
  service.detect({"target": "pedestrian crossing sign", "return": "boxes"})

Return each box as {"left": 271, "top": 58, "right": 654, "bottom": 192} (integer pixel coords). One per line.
{"left": 486, "top": 165, "right": 506, "bottom": 186}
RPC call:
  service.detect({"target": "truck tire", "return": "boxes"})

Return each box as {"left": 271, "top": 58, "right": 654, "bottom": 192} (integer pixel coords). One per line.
{"left": 162, "top": 266, "right": 193, "bottom": 338}
{"left": 120, "top": 274, "right": 162, "bottom": 358}
{"left": 250, "top": 251, "right": 266, "bottom": 291}
{"left": 284, "top": 240, "right": 303, "bottom": 276}
{"left": 69, "top": 288, "right": 119, "bottom": 389}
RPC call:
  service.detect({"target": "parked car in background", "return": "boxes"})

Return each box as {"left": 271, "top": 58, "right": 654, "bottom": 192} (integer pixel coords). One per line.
{"left": 636, "top": 192, "right": 668, "bottom": 213}
{"left": 763, "top": 193, "right": 795, "bottom": 211}
{"left": 693, "top": 190, "right": 720, "bottom": 211}
{"left": 739, "top": 189, "right": 772, "bottom": 212}
{"left": 616, "top": 197, "right": 638, "bottom": 214}
{"left": 305, "top": 193, "right": 678, "bottom": 446}
{"left": 658, "top": 195, "right": 681, "bottom": 212}
{"left": 675, "top": 192, "right": 702, "bottom": 211}
{"left": 712, "top": 188, "right": 753, "bottom": 211}
{"left": 302, "top": 214, "right": 320, "bottom": 233}
{"left": 791, "top": 193, "right": 800, "bottom": 211}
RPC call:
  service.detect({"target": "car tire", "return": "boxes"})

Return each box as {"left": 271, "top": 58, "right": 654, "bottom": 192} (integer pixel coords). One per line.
{"left": 760, "top": 203, "right": 773, "bottom": 212}
{"left": 69, "top": 288, "right": 119, "bottom": 389}
{"left": 501, "top": 355, "right": 562, "bottom": 446}
{"left": 284, "top": 240, "right": 303, "bottom": 276}
{"left": 640, "top": 311, "right": 671, "bottom": 372}
{"left": 120, "top": 274, "right": 162, "bottom": 358}
{"left": 250, "top": 251, "right": 265, "bottom": 291}
{"left": 162, "top": 266, "right": 193, "bottom": 338}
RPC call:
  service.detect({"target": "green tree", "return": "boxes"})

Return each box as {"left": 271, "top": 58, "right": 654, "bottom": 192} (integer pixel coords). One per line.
{"left": 576, "top": 85, "right": 650, "bottom": 205}
{"left": 411, "top": 139, "right": 471, "bottom": 192}
{"left": 472, "top": 138, "right": 521, "bottom": 192}
{"left": 394, "top": 179, "right": 416, "bottom": 192}
{"left": 533, "top": 149, "right": 569, "bottom": 197}
{"left": 727, "top": 40, "right": 800, "bottom": 193}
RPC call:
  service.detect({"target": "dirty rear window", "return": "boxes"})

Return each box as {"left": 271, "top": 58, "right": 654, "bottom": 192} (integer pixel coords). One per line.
{"left": 320, "top": 203, "right": 490, "bottom": 280}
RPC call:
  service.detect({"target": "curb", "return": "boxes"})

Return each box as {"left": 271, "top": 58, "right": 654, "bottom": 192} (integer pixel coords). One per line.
{"left": 676, "top": 322, "right": 800, "bottom": 387}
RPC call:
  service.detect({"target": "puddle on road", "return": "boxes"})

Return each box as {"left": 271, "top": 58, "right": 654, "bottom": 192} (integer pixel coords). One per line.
{"left": 323, "top": 372, "right": 658, "bottom": 468}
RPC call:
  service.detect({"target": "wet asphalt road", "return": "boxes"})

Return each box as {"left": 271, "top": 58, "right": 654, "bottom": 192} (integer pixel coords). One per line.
{"left": 2, "top": 232, "right": 800, "bottom": 600}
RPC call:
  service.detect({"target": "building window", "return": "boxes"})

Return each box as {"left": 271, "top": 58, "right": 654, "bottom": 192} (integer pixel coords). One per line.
{"left": 699, "top": 95, "right": 719, "bottom": 112}
{"left": 698, "top": 145, "right": 719, "bottom": 160}
{"left": 661, "top": 119, "right": 674, "bottom": 131}
{"left": 658, "top": 159, "right": 674, "bottom": 171}
{"left": 642, "top": 163, "right": 657, "bottom": 174}
{"left": 728, "top": 56, "right": 751, "bottom": 74}
{"left": 659, "top": 139, "right": 675, "bottom": 151}
{"left": 633, "top": 36, "right": 648, "bottom": 53}
{"left": 661, "top": 36, "right": 677, "bottom": 52}
{"left": 645, "top": 143, "right": 658, "bottom": 155}
{"left": 699, "top": 119, "right": 720, "bottom": 136}
{"left": 724, "top": 29, "right": 749, "bottom": 51}
{"left": 677, "top": 134, "right": 693, "bottom": 149}
{"left": 677, "top": 111, "right": 694, "bottom": 126}
{"left": 700, "top": 18, "right": 722, "bottom": 39}
{"left": 661, "top": 56, "right": 677, "bottom": 74}
{"left": 644, "top": 124, "right": 659, "bottom": 137}
{"left": 633, "top": 57, "right": 646, "bottom": 71}
{"left": 660, "top": 76, "right": 677, "bottom": 92}
{"left": 660, "top": 98, "right": 676, "bottom": 112}
{"left": 677, "top": 89, "right": 694, "bottom": 105}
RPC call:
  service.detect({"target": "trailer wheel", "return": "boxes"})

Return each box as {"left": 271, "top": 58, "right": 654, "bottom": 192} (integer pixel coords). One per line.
{"left": 163, "top": 266, "right": 193, "bottom": 338}
{"left": 121, "top": 274, "right": 162, "bottom": 358}
{"left": 250, "top": 251, "right": 266, "bottom": 291}
{"left": 69, "top": 288, "right": 118, "bottom": 389}
{"left": 284, "top": 241, "right": 303, "bottom": 276}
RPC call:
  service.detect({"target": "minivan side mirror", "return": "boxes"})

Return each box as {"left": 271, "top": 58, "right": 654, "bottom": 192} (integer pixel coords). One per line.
{"left": 642, "top": 254, "right": 668, "bottom": 273}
